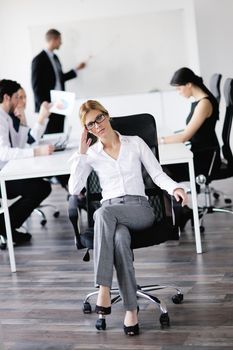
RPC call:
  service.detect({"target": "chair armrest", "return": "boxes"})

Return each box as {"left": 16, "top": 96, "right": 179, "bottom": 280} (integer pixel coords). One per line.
{"left": 68, "top": 195, "right": 85, "bottom": 250}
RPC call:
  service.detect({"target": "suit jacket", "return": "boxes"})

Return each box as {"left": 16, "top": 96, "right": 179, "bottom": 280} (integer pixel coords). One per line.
{"left": 31, "top": 50, "right": 77, "bottom": 112}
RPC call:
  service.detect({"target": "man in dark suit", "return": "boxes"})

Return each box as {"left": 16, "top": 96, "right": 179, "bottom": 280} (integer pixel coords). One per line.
{"left": 31, "top": 29, "right": 86, "bottom": 134}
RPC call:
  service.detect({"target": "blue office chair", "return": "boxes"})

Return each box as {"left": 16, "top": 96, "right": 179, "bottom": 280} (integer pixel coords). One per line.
{"left": 68, "top": 113, "right": 183, "bottom": 331}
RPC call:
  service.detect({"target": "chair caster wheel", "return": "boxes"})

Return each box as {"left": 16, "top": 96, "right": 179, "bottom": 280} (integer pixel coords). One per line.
{"left": 0, "top": 235, "right": 7, "bottom": 250}
{"left": 96, "top": 318, "right": 106, "bottom": 330}
{"left": 40, "top": 219, "right": 47, "bottom": 226}
{"left": 0, "top": 243, "right": 7, "bottom": 250}
{"left": 200, "top": 225, "right": 205, "bottom": 233}
{"left": 0, "top": 239, "right": 7, "bottom": 249}
{"left": 225, "top": 198, "right": 232, "bottom": 204}
{"left": 53, "top": 211, "right": 60, "bottom": 218}
{"left": 160, "top": 312, "right": 170, "bottom": 327}
{"left": 172, "top": 293, "right": 183, "bottom": 304}
{"left": 83, "top": 302, "right": 92, "bottom": 314}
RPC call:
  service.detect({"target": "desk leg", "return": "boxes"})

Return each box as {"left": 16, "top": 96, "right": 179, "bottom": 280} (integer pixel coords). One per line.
{"left": 188, "top": 160, "right": 202, "bottom": 253}
{"left": 0, "top": 180, "right": 16, "bottom": 272}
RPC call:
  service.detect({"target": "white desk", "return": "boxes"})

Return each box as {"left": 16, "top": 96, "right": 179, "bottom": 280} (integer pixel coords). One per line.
{"left": 159, "top": 143, "right": 202, "bottom": 254}
{"left": 0, "top": 143, "right": 202, "bottom": 273}
{"left": 0, "top": 149, "right": 74, "bottom": 273}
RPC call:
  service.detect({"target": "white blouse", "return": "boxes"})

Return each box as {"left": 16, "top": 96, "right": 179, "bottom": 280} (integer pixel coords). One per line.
{"left": 69, "top": 133, "right": 183, "bottom": 202}
{"left": 0, "top": 106, "right": 48, "bottom": 169}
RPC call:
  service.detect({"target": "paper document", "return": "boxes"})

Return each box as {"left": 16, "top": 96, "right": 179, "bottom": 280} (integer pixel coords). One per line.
{"left": 50, "top": 90, "right": 76, "bottom": 115}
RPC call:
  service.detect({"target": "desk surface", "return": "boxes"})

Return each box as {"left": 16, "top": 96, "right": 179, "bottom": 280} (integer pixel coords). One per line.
{"left": 159, "top": 143, "right": 193, "bottom": 165}
{"left": 0, "top": 149, "right": 75, "bottom": 181}
{"left": 0, "top": 141, "right": 201, "bottom": 274}
{"left": 0, "top": 143, "right": 192, "bottom": 182}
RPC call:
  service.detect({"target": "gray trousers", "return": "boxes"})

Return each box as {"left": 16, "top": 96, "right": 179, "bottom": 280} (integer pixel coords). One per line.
{"left": 93, "top": 195, "right": 155, "bottom": 311}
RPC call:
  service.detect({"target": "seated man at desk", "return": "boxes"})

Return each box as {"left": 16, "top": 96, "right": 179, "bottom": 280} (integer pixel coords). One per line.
{"left": 0, "top": 79, "right": 54, "bottom": 245}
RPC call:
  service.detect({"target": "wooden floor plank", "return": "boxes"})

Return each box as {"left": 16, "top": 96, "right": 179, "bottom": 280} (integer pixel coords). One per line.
{"left": 0, "top": 178, "right": 233, "bottom": 350}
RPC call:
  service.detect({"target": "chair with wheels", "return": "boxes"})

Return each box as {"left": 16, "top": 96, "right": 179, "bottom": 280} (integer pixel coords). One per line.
{"left": 208, "top": 73, "right": 232, "bottom": 203}
{"left": 196, "top": 77, "right": 233, "bottom": 231}
{"left": 68, "top": 113, "right": 183, "bottom": 331}
{"left": 211, "top": 78, "right": 233, "bottom": 204}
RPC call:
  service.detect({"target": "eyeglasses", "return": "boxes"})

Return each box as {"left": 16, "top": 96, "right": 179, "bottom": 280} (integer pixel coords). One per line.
{"left": 85, "top": 113, "right": 107, "bottom": 130}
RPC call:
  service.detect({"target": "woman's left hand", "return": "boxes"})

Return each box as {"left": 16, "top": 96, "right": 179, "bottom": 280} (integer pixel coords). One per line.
{"left": 173, "top": 188, "right": 188, "bottom": 206}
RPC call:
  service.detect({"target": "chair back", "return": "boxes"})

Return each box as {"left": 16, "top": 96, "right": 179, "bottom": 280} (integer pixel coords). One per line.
{"left": 222, "top": 78, "right": 233, "bottom": 168}
{"left": 209, "top": 73, "right": 222, "bottom": 105}
{"left": 85, "top": 114, "right": 178, "bottom": 249}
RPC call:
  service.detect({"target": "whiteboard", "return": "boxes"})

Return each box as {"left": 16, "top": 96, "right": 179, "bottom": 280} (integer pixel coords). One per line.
{"left": 29, "top": 9, "right": 188, "bottom": 98}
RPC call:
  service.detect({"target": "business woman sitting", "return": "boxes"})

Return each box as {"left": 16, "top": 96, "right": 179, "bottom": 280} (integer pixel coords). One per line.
{"left": 69, "top": 100, "right": 187, "bottom": 335}
{"left": 159, "top": 67, "right": 221, "bottom": 230}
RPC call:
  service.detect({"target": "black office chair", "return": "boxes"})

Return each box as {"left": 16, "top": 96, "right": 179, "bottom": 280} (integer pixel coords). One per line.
{"left": 68, "top": 114, "right": 183, "bottom": 331}
{"left": 211, "top": 77, "right": 233, "bottom": 204}
{"left": 209, "top": 73, "right": 222, "bottom": 105}
{"left": 196, "top": 78, "right": 233, "bottom": 231}
{"left": 208, "top": 73, "right": 232, "bottom": 203}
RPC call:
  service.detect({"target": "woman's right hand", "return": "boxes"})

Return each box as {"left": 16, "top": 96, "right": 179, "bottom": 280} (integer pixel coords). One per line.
{"left": 79, "top": 128, "right": 92, "bottom": 154}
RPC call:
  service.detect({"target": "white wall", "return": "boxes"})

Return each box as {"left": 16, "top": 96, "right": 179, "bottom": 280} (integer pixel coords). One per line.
{"left": 0, "top": 0, "right": 198, "bottom": 126}
{"left": 193, "top": 0, "right": 233, "bottom": 150}
{"left": 29, "top": 9, "right": 189, "bottom": 97}
{"left": 67, "top": 91, "right": 190, "bottom": 142}
{"left": 0, "top": 0, "right": 232, "bottom": 151}
{"left": 194, "top": 0, "right": 233, "bottom": 83}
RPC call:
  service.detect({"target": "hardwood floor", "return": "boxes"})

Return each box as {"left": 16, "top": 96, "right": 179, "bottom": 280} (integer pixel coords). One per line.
{"left": 0, "top": 179, "right": 233, "bottom": 350}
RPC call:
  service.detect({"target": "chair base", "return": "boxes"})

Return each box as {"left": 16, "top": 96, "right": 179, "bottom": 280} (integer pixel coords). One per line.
{"left": 33, "top": 204, "right": 60, "bottom": 226}
{"left": 197, "top": 181, "right": 233, "bottom": 232}
{"left": 198, "top": 205, "right": 233, "bottom": 232}
{"left": 211, "top": 187, "right": 232, "bottom": 204}
{"left": 82, "top": 283, "right": 183, "bottom": 329}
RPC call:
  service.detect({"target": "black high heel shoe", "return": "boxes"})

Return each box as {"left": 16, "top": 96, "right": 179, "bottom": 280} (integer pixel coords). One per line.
{"left": 123, "top": 323, "right": 139, "bottom": 336}
{"left": 95, "top": 305, "right": 111, "bottom": 315}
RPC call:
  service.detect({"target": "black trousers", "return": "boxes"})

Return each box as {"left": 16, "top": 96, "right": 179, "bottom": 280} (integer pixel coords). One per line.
{"left": 0, "top": 178, "right": 51, "bottom": 235}
{"left": 162, "top": 148, "right": 221, "bottom": 183}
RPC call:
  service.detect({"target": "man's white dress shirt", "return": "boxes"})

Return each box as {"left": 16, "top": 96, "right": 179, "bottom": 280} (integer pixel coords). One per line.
{"left": 0, "top": 106, "right": 47, "bottom": 169}
{"left": 69, "top": 133, "right": 182, "bottom": 202}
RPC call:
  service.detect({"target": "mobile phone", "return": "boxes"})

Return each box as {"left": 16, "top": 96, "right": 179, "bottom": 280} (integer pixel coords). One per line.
{"left": 87, "top": 132, "right": 97, "bottom": 146}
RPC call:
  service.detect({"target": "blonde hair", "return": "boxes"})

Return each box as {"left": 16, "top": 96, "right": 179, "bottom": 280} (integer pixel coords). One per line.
{"left": 79, "top": 100, "right": 109, "bottom": 127}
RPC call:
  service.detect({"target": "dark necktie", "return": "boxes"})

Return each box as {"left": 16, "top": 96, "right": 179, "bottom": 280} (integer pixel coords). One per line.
{"left": 53, "top": 54, "right": 62, "bottom": 82}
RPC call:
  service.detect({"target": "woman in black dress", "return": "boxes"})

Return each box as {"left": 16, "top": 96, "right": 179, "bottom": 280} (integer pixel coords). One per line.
{"left": 159, "top": 67, "right": 221, "bottom": 229}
